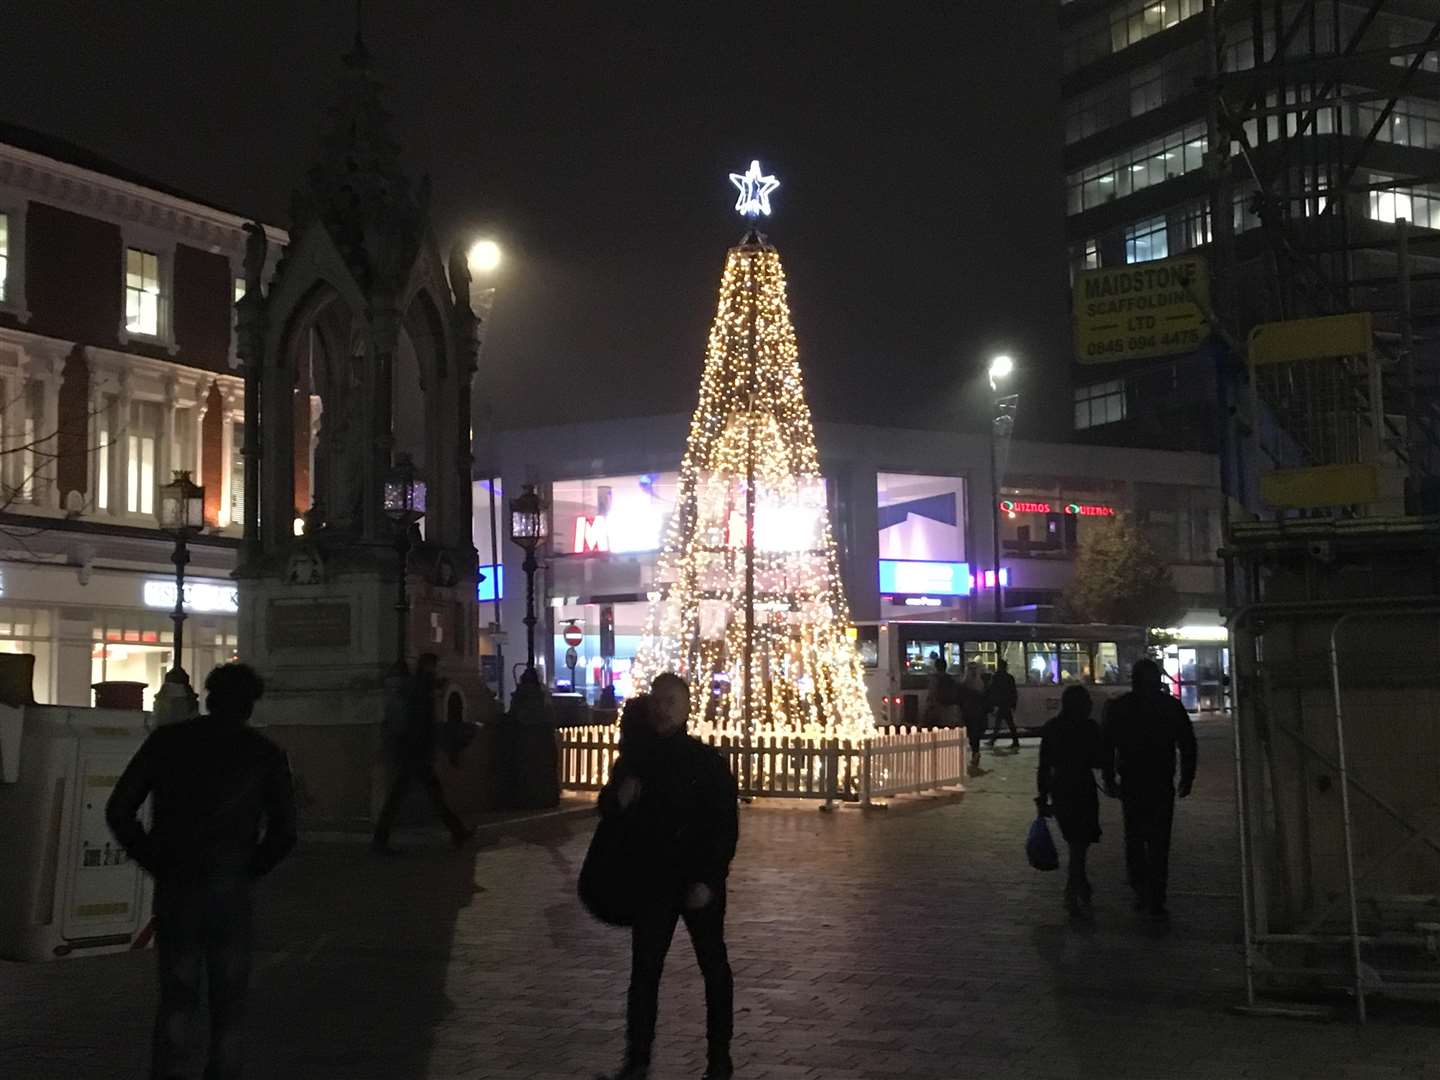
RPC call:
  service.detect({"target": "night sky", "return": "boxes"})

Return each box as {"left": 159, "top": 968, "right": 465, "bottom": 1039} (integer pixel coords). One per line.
{"left": 1, "top": 2, "right": 1067, "bottom": 437}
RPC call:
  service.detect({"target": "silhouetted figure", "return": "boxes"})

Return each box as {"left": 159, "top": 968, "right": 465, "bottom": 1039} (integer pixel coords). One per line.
{"left": 986, "top": 658, "right": 1021, "bottom": 749}
{"left": 1037, "top": 685, "right": 1103, "bottom": 915}
{"left": 106, "top": 663, "right": 296, "bottom": 1080}
{"left": 1102, "top": 658, "right": 1197, "bottom": 919}
{"left": 924, "top": 656, "right": 959, "bottom": 729}
{"left": 597, "top": 673, "right": 739, "bottom": 1080}
{"left": 958, "top": 662, "right": 987, "bottom": 775}
{"left": 372, "top": 653, "right": 474, "bottom": 853}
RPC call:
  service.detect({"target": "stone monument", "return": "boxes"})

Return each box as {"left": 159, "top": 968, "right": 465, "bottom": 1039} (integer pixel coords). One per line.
{"left": 235, "top": 36, "right": 488, "bottom": 824}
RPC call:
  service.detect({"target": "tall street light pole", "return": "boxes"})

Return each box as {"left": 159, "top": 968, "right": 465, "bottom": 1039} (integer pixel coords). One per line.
{"left": 987, "top": 355, "right": 1017, "bottom": 623}
{"left": 382, "top": 454, "right": 427, "bottom": 676}
{"left": 155, "top": 470, "right": 205, "bottom": 723}
{"left": 467, "top": 238, "right": 507, "bottom": 706}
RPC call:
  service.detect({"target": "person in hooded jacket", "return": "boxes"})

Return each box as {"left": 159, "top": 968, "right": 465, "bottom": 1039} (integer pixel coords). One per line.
{"left": 597, "top": 673, "right": 739, "bottom": 1080}
{"left": 1037, "top": 685, "right": 1104, "bottom": 915}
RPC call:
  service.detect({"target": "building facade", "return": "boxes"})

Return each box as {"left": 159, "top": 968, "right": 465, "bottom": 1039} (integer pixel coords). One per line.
{"left": 482, "top": 415, "right": 1226, "bottom": 708}
{"left": 1061, "top": 0, "right": 1440, "bottom": 453}
{"left": 0, "top": 125, "right": 283, "bottom": 708}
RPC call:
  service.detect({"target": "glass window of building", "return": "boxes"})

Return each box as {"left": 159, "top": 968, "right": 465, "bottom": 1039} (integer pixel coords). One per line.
{"left": 229, "top": 420, "right": 245, "bottom": 523}
{"left": 126, "top": 400, "right": 161, "bottom": 515}
{"left": 1125, "top": 216, "right": 1168, "bottom": 264}
{"left": 0, "top": 607, "right": 53, "bottom": 702}
{"left": 552, "top": 472, "right": 680, "bottom": 556}
{"left": 1063, "top": 0, "right": 1204, "bottom": 74}
{"left": 1171, "top": 202, "right": 1212, "bottom": 253}
{"left": 125, "top": 248, "right": 161, "bottom": 336}
{"left": 0, "top": 212, "right": 7, "bottom": 303}
{"left": 91, "top": 610, "right": 236, "bottom": 710}
{"left": 1074, "top": 380, "right": 1126, "bottom": 431}
{"left": 1068, "top": 123, "right": 1207, "bottom": 215}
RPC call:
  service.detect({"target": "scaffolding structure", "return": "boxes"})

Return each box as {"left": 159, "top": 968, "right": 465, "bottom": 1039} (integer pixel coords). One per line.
{"left": 1208, "top": 0, "right": 1440, "bottom": 509}
{"left": 1210, "top": 2, "right": 1440, "bottom": 1018}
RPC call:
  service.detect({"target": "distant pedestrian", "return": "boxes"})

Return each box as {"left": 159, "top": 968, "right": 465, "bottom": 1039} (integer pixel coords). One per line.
{"left": 958, "top": 662, "right": 988, "bottom": 776}
{"left": 1036, "top": 685, "right": 1103, "bottom": 916}
{"left": 1101, "top": 658, "right": 1198, "bottom": 919}
{"left": 106, "top": 662, "right": 297, "bottom": 1080}
{"left": 597, "top": 673, "right": 739, "bottom": 1080}
{"left": 373, "top": 653, "right": 474, "bottom": 853}
{"left": 923, "top": 656, "right": 959, "bottom": 728}
{"left": 986, "top": 658, "right": 1021, "bottom": 750}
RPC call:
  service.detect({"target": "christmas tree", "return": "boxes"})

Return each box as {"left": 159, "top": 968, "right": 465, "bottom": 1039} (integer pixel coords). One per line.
{"left": 631, "top": 162, "right": 873, "bottom": 738}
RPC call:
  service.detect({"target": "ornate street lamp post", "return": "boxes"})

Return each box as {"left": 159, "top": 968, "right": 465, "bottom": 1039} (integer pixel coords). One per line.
{"left": 508, "top": 483, "right": 547, "bottom": 689}
{"left": 383, "top": 454, "right": 426, "bottom": 676}
{"left": 155, "top": 470, "right": 205, "bottom": 721}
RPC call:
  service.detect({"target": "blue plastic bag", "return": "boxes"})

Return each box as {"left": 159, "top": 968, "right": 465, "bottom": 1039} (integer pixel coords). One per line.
{"left": 1026, "top": 815, "right": 1059, "bottom": 872}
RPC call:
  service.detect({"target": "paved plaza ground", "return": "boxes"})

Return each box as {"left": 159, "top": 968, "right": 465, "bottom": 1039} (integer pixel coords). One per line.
{"left": 4, "top": 720, "right": 1438, "bottom": 1079}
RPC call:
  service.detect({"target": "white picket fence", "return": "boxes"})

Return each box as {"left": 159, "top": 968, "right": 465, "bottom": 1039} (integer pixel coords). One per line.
{"left": 559, "top": 725, "right": 967, "bottom": 808}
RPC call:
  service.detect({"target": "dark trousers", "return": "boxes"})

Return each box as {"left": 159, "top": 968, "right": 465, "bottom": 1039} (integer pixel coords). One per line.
{"left": 989, "top": 706, "right": 1019, "bottom": 744}
{"left": 1065, "top": 841, "right": 1091, "bottom": 902}
{"left": 1122, "top": 792, "right": 1176, "bottom": 909}
{"left": 627, "top": 888, "right": 733, "bottom": 1063}
{"left": 373, "top": 760, "right": 467, "bottom": 846}
{"left": 151, "top": 874, "right": 253, "bottom": 1080}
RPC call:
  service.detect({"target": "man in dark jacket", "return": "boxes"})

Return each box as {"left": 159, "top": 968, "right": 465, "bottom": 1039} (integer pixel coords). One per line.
{"left": 598, "top": 673, "right": 739, "bottom": 1080}
{"left": 1101, "top": 658, "right": 1198, "bottom": 919}
{"left": 372, "top": 652, "right": 473, "bottom": 852}
{"left": 986, "top": 658, "right": 1021, "bottom": 750}
{"left": 107, "top": 662, "right": 297, "bottom": 1080}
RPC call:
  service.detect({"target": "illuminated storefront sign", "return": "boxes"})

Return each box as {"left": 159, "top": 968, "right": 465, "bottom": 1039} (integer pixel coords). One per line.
{"left": 903, "top": 596, "right": 944, "bottom": 608}
{"left": 142, "top": 581, "right": 239, "bottom": 614}
{"left": 477, "top": 563, "right": 505, "bottom": 603}
{"left": 999, "top": 499, "right": 1116, "bottom": 518}
{"left": 878, "top": 560, "right": 971, "bottom": 596}
{"left": 968, "top": 568, "right": 1011, "bottom": 590}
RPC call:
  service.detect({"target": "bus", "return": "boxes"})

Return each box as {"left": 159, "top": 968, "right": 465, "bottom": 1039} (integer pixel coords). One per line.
{"left": 854, "top": 621, "right": 1148, "bottom": 733}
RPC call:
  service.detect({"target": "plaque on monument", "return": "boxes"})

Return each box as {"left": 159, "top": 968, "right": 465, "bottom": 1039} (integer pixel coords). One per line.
{"left": 267, "top": 599, "right": 352, "bottom": 649}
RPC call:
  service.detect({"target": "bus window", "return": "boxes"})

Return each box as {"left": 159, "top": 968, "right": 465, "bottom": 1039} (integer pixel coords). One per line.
{"left": 964, "top": 640, "right": 997, "bottom": 673}
{"left": 1095, "top": 642, "right": 1122, "bottom": 684}
{"left": 999, "top": 640, "right": 1024, "bottom": 673}
{"left": 856, "top": 625, "right": 879, "bottom": 669}
{"left": 905, "top": 641, "right": 942, "bottom": 675}
{"left": 943, "top": 642, "right": 965, "bottom": 672}
{"left": 1058, "top": 641, "right": 1091, "bottom": 684}
{"left": 1025, "top": 642, "right": 1059, "bottom": 685}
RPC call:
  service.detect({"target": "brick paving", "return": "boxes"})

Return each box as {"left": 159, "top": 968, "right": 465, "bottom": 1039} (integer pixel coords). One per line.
{"left": 4, "top": 720, "right": 1438, "bottom": 1079}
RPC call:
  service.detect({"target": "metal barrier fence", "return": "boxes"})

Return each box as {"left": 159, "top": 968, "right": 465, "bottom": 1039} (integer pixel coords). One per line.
{"left": 559, "top": 726, "right": 967, "bottom": 808}
{"left": 1232, "top": 602, "right": 1440, "bottom": 1021}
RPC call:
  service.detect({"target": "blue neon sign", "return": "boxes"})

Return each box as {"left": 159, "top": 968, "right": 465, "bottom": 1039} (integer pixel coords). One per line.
{"left": 878, "top": 560, "right": 971, "bottom": 597}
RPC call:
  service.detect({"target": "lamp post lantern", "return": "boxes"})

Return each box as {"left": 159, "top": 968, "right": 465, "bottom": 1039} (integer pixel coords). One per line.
{"left": 508, "top": 483, "right": 547, "bottom": 688}
{"left": 383, "top": 454, "right": 427, "bottom": 676}
{"left": 155, "top": 470, "right": 205, "bottom": 720}
{"left": 987, "top": 355, "right": 1018, "bottom": 624}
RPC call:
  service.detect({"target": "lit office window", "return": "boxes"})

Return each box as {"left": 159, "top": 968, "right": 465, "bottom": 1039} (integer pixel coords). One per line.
{"left": 125, "top": 248, "right": 161, "bottom": 336}
{"left": 1063, "top": 0, "right": 1204, "bottom": 74}
{"left": 1067, "top": 123, "right": 1207, "bottom": 215}
{"left": 97, "top": 413, "right": 109, "bottom": 511}
{"left": 1125, "top": 216, "right": 1169, "bottom": 264}
{"left": 126, "top": 401, "right": 161, "bottom": 515}
{"left": 1074, "top": 381, "right": 1127, "bottom": 431}
{"left": 0, "top": 212, "right": 7, "bottom": 302}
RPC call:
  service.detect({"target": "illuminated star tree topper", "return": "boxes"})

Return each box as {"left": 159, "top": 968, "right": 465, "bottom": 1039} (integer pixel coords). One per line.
{"left": 728, "top": 159, "right": 780, "bottom": 218}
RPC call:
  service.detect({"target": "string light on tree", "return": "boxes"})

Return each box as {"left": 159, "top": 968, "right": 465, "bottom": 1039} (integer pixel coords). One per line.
{"left": 631, "top": 161, "right": 873, "bottom": 739}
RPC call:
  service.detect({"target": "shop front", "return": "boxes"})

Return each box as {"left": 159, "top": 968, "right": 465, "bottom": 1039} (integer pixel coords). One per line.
{"left": 1153, "top": 618, "right": 1230, "bottom": 712}
{"left": 546, "top": 472, "right": 677, "bottom": 702}
{"left": 0, "top": 562, "right": 238, "bottom": 709}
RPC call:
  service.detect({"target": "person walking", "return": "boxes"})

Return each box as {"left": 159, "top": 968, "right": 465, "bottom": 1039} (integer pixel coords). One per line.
{"left": 1036, "top": 685, "right": 1103, "bottom": 916}
{"left": 1101, "top": 658, "right": 1198, "bottom": 919}
{"left": 597, "top": 673, "right": 739, "bottom": 1080}
{"left": 923, "top": 656, "right": 959, "bottom": 729}
{"left": 986, "top": 657, "right": 1021, "bottom": 750}
{"left": 373, "top": 652, "right": 474, "bottom": 853}
{"left": 106, "top": 663, "right": 297, "bottom": 1080}
{"left": 957, "top": 662, "right": 988, "bottom": 776}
